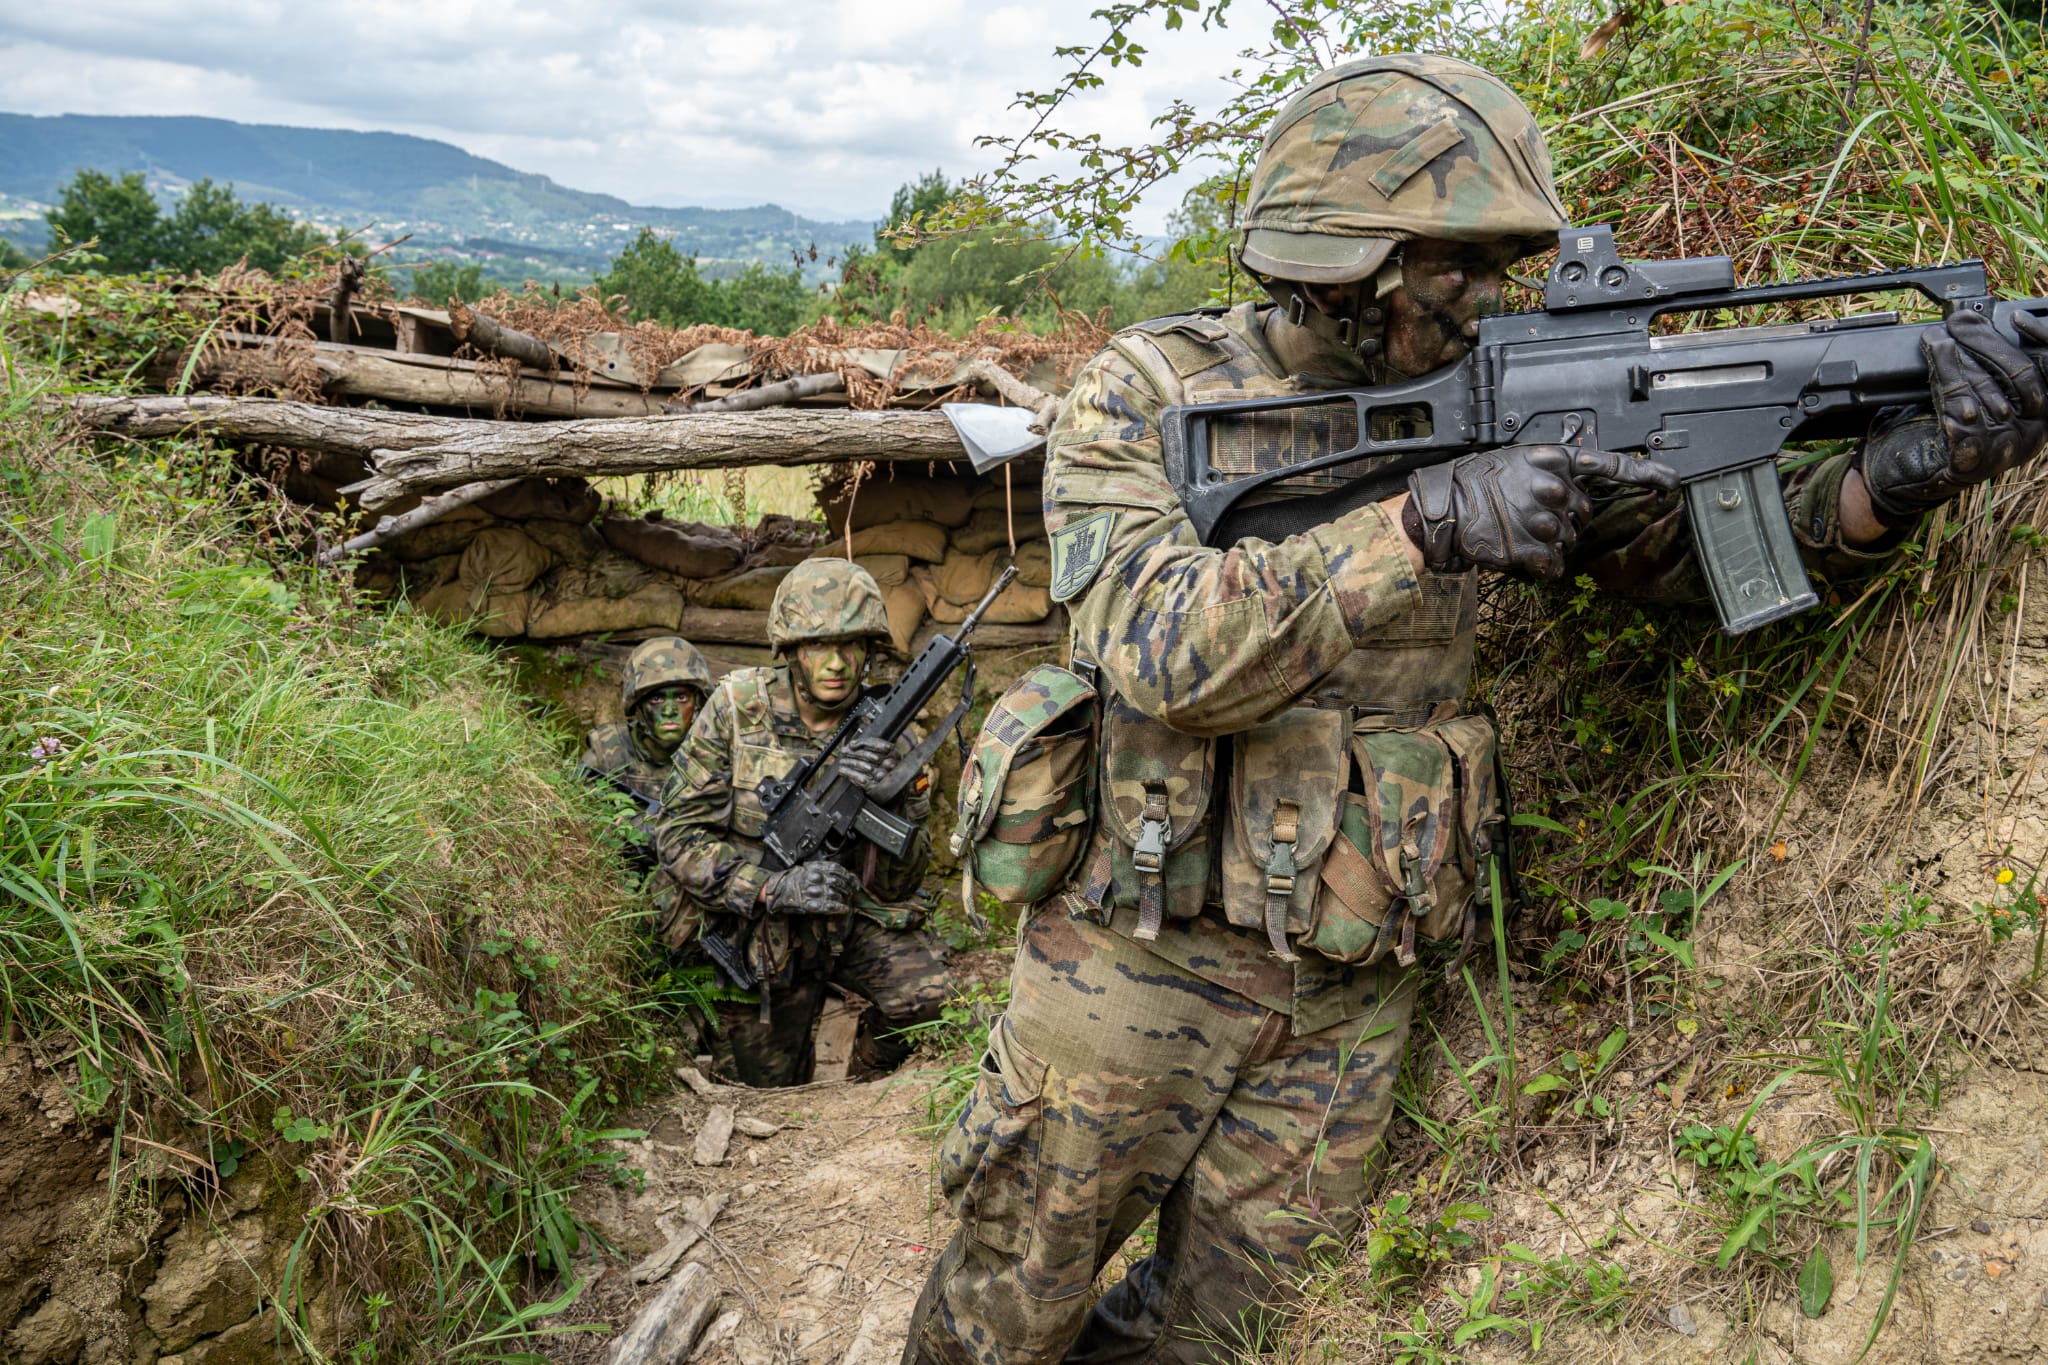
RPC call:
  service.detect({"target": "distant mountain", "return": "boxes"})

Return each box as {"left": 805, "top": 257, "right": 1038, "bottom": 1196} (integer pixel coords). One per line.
{"left": 0, "top": 112, "right": 876, "bottom": 278}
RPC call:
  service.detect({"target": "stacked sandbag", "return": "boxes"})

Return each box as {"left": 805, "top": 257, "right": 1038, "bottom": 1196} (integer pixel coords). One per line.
{"left": 392, "top": 477, "right": 607, "bottom": 634}
{"left": 525, "top": 555, "right": 685, "bottom": 640}
{"left": 599, "top": 511, "right": 745, "bottom": 578}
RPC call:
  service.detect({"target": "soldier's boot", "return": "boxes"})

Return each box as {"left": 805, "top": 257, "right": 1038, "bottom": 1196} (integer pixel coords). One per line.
{"left": 848, "top": 1002, "right": 916, "bottom": 1080}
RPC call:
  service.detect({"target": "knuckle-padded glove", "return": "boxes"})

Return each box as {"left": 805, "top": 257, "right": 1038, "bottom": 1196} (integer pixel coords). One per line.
{"left": 763, "top": 859, "right": 860, "bottom": 917}
{"left": 834, "top": 736, "right": 897, "bottom": 795}
{"left": 1860, "top": 310, "right": 2048, "bottom": 529}
{"left": 1407, "top": 444, "right": 1681, "bottom": 579}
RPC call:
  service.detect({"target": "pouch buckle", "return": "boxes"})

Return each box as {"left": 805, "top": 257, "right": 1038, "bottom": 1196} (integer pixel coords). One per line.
{"left": 1133, "top": 787, "right": 1170, "bottom": 941}
{"left": 1394, "top": 844, "right": 1431, "bottom": 968}
{"left": 1263, "top": 802, "right": 1302, "bottom": 963}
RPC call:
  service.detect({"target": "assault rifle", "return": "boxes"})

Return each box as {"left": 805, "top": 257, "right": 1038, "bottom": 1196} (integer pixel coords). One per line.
{"left": 1161, "top": 225, "right": 2048, "bottom": 633}
{"left": 700, "top": 567, "right": 1018, "bottom": 991}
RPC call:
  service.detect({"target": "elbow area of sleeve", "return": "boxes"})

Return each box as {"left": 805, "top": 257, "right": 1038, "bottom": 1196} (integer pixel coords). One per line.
{"left": 1308, "top": 500, "right": 1423, "bottom": 643}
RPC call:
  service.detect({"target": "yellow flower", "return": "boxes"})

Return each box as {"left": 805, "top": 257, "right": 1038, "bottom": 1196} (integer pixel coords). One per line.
{"left": 1996, "top": 867, "right": 2016, "bottom": 885}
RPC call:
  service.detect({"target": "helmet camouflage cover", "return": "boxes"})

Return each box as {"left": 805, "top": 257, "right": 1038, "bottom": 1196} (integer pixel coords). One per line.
{"left": 767, "top": 558, "right": 892, "bottom": 651}
{"left": 1239, "top": 52, "right": 1569, "bottom": 285}
{"left": 621, "top": 636, "right": 713, "bottom": 712}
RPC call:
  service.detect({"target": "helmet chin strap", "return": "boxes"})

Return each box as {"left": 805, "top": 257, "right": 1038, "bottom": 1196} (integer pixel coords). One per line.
{"left": 1257, "top": 256, "right": 1406, "bottom": 371}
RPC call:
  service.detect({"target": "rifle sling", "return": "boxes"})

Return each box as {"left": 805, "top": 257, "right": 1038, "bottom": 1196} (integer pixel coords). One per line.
{"left": 870, "top": 690, "right": 973, "bottom": 804}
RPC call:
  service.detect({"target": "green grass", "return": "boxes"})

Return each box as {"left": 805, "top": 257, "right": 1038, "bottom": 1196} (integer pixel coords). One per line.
{"left": 0, "top": 330, "right": 669, "bottom": 1358}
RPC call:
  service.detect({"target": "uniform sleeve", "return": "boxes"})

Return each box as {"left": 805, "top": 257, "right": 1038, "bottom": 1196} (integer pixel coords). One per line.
{"left": 654, "top": 689, "right": 772, "bottom": 919}
{"left": 1571, "top": 447, "right": 1899, "bottom": 604}
{"left": 1045, "top": 348, "right": 1424, "bottom": 738}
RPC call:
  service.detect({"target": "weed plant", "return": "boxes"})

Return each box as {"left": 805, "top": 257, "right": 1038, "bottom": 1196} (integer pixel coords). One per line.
{"left": 0, "top": 330, "right": 667, "bottom": 1357}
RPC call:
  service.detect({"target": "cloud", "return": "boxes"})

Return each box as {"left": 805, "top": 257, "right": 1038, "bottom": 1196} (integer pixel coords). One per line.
{"left": 0, "top": 0, "right": 1252, "bottom": 228}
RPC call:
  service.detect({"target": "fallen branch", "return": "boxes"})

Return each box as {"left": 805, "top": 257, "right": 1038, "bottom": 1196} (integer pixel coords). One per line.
{"left": 609, "top": 1260, "right": 721, "bottom": 1364}
{"left": 327, "top": 258, "right": 365, "bottom": 345}
{"left": 666, "top": 371, "right": 845, "bottom": 414}
{"left": 627, "top": 1191, "right": 731, "bottom": 1285}
{"left": 315, "top": 479, "right": 520, "bottom": 565}
{"left": 969, "top": 358, "right": 1060, "bottom": 432}
{"left": 59, "top": 394, "right": 969, "bottom": 508}
{"left": 448, "top": 301, "right": 559, "bottom": 372}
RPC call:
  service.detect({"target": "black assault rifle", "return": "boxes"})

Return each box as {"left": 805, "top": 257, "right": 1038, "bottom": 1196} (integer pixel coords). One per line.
{"left": 699, "top": 566, "right": 1019, "bottom": 992}
{"left": 1162, "top": 225, "right": 2048, "bottom": 633}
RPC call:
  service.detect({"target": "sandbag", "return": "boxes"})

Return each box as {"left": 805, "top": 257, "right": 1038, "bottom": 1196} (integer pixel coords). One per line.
{"left": 926, "top": 548, "right": 1000, "bottom": 606}
{"left": 951, "top": 503, "right": 1047, "bottom": 555}
{"left": 525, "top": 580, "right": 684, "bottom": 639}
{"left": 1014, "top": 538, "right": 1052, "bottom": 588}
{"left": 601, "top": 512, "right": 746, "bottom": 578}
{"left": 692, "top": 566, "right": 793, "bottom": 611}
{"left": 882, "top": 579, "right": 926, "bottom": 658}
{"left": 459, "top": 526, "right": 557, "bottom": 594}
{"left": 415, "top": 582, "right": 531, "bottom": 638}
{"left": 855, "top": 554, "right": 911, "bottom": 588}
{"left": 824, "top": 476, "right": 975, "bottom": 532}
{"left": 918, "top": 570, "right": 1053, "bottom": 625}
{"left": 401, "top": 553, "right": 463, "bottom": 595}
{"left": 970, "top": 480, "right": 1044, "bottom": 511}
{"left": 478, "top": 478, "right": 601, "bottom": 524}
{"left": 836, "top": 519, "right": 949, "bottom": 563}
{"left": 520, "top": 519, "right": 605, "bottom": 568}
{"left": 385, "top": 509, "right": 496, "bottom": 562}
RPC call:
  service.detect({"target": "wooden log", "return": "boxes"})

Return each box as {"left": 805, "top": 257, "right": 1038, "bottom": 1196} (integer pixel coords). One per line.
{"left": 448, "top": 301, "right": 560, "bottom": 372}
{"left": 58, "top": 395, "right": 973, "bottom": 502}
{"left": 180, "top": 333, "right": 669, "bottom": 418}
{"left": 627, "top": 1192, "right": 730, "bottom": 1285}
{"left": 608, "top": 1261, "right": 721, "bottom": 1365}
{"left": 969, "top": 358, "right": 1059, "bottom": 430}
{"left": 348, "top": 408, "right": 969, "bottom": 508}
{"left": 327, "top": 258, "right": 365, "bottom": 345}
{"left": 668, "top": 371, "right": 844, "bottom": 415}
{"left": 315, "top": 478, "right": 521, "bottom": 565}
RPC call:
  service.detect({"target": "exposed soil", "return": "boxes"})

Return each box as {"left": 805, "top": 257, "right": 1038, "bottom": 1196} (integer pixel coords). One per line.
{"left": 559, "top": 1062, "right": 952, "bottom": 1364}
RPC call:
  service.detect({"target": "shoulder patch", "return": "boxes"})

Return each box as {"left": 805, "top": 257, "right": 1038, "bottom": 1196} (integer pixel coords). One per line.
{"left": 1049, "top": 510, "right": 1117, "bottom": 603}
{"left": 1129, "top": 312, "right": 1230, "bottom": 341}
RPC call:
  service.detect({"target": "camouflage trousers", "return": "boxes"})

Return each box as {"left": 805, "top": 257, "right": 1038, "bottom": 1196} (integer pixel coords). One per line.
{"left": 902, "top": 908, "right": 1416, "bottom": 1364}
{"left": 713, "top": 913, "right": 951, "bottom": 1087}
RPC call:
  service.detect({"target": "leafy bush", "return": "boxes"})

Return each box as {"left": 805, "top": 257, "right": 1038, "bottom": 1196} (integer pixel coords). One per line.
{"left": 44, "top": 169, "right": 334, "bottom": 275}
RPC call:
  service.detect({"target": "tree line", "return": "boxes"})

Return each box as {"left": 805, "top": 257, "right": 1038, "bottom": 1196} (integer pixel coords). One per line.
{"left": 17, "top": 166, "right": 1227, "bottom": 334}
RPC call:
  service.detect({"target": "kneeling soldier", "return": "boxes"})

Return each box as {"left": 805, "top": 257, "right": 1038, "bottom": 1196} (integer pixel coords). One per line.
{"left": 580, "top": 635, "right": 712, "bottom": 948}
{"left": 654, "top": 558, "right": 952, "bottom": 1086}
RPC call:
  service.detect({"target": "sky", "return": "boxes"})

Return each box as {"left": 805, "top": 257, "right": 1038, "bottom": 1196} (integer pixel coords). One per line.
{"left": 0, "top": 0, "right": 1259, "bottom": 228}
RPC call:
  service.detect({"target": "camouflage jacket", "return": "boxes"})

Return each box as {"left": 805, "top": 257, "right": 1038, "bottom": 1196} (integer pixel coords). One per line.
{"left": 653, "top": 664, "right": 933, "bottom": 928}
{"left": 579, "top": 722, "right": 667, "bottom": 868}
{"left": 1044, "top": 301, "right": 1897, "bottom": 1028}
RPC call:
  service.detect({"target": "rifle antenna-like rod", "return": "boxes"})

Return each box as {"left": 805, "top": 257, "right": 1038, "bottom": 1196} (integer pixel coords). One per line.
{"left": 955, "top": 565, "right": 1020, "bottom": 638}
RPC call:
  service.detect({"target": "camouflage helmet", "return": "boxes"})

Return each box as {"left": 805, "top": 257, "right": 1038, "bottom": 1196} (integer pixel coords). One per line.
{"left": 620, "top": 636, "right": 713, "bottom": 712}
{"left": 1239, "top": 53, "right": 1568, "bottom": 286}
{"left": 767, "top": 558, "right": 892, "bottom": 651}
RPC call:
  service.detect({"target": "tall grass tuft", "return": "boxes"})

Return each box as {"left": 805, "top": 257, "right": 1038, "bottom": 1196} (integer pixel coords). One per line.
{"left": 0, "top": 326, "right": 664, "bottom": 1357}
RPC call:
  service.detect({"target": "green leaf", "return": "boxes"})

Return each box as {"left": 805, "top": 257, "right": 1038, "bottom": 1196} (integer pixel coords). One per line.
{"left": 1798, "top": 1243, "right": 1834, "bottom": 1318}
{"left": 1512, "top": 812, "right": 1575, "bottom": 835}
{"left": 1594, "top": 1025, "right": 1630, "bottom": 1074}
{"left": 1717, "top": 1201, "right": 1774, "bottom": 1267}
{"left": 1521, "top": 1073, "right": 1570, "bottom": 1095}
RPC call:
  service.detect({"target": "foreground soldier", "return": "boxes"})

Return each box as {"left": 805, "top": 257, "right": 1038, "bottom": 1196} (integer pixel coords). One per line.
{"left": 654, "top": 559, "right": 951, "bottom": 1086}
{"left": 906, "top": 53, "right": 2048, "bottom": 1363}
{"left": 580, "top": 635, "right": 713, "bottom": 945}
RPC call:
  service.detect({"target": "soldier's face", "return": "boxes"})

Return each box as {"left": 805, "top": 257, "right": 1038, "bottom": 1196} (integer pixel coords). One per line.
{"left": 1376, "top": 238, "right": 1525, "bottom": 375}
{"left": 646, "top": 688, "right": 697, "bottom": 743}
{"left": 792, "top": 640, "right": 867, "bottom": 710}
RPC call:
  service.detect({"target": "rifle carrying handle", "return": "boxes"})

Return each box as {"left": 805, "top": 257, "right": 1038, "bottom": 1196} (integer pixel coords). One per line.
{"left": 1683, "top": 463, "right": 1819, "bottom": 634}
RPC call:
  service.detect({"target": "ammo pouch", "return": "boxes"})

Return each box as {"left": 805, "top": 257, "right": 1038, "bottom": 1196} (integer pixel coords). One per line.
{"left": 951, "top": 663, "right": 1099, "bottom": 910}
{"left": 1090, "top": 691, "right": 1216, "bottom": 940}
{"left": 1221, "top": 705, "right": 1511, "bottom": 969}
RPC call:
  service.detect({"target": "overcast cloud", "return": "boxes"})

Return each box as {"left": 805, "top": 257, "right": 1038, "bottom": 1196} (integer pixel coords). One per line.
{"left": 0, "top": 0, "right": 1256, "bottom": 227}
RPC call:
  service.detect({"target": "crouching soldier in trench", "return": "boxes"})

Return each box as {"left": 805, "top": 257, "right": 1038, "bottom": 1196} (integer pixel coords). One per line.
{"left": 580, "top": 635, "right": 713, "bottom": 948}
{"left": 905, "top": 52, "right": 2048, "bottom": 1365}
{"left": 653, "top": 558, "right": 953, "bottom": 1087}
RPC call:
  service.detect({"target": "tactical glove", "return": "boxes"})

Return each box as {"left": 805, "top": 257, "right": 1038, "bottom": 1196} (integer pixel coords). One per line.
{"left": 1859, "top": 311, "right": 2048, "bottom": 530}
{"left": 1407, "top": 444, "right": 1682, "bottom": 579}
{"left": 762, "top": 860, "right": 860, "bottom": 917}
{"left": 834, "top": 736, "right": 898, "bottom": 795}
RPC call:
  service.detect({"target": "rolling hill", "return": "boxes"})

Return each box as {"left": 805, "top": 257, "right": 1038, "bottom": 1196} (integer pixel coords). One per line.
{"left": 0, "top": 112, "right": 875, "bottom": 278}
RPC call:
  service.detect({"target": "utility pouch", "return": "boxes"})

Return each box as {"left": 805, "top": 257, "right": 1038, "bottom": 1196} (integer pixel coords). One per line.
{"left": 950, "top": 663, "right": 1100, "bottom": 910}
{"left": 1093, "top": 691, "right": 1214, "bottom": 940}
{"left": 1217, "top": 707, "right": 1351, "bottom": 963}
{"left": 1303, "top": 712, "right": 1502, "bottom": 968}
